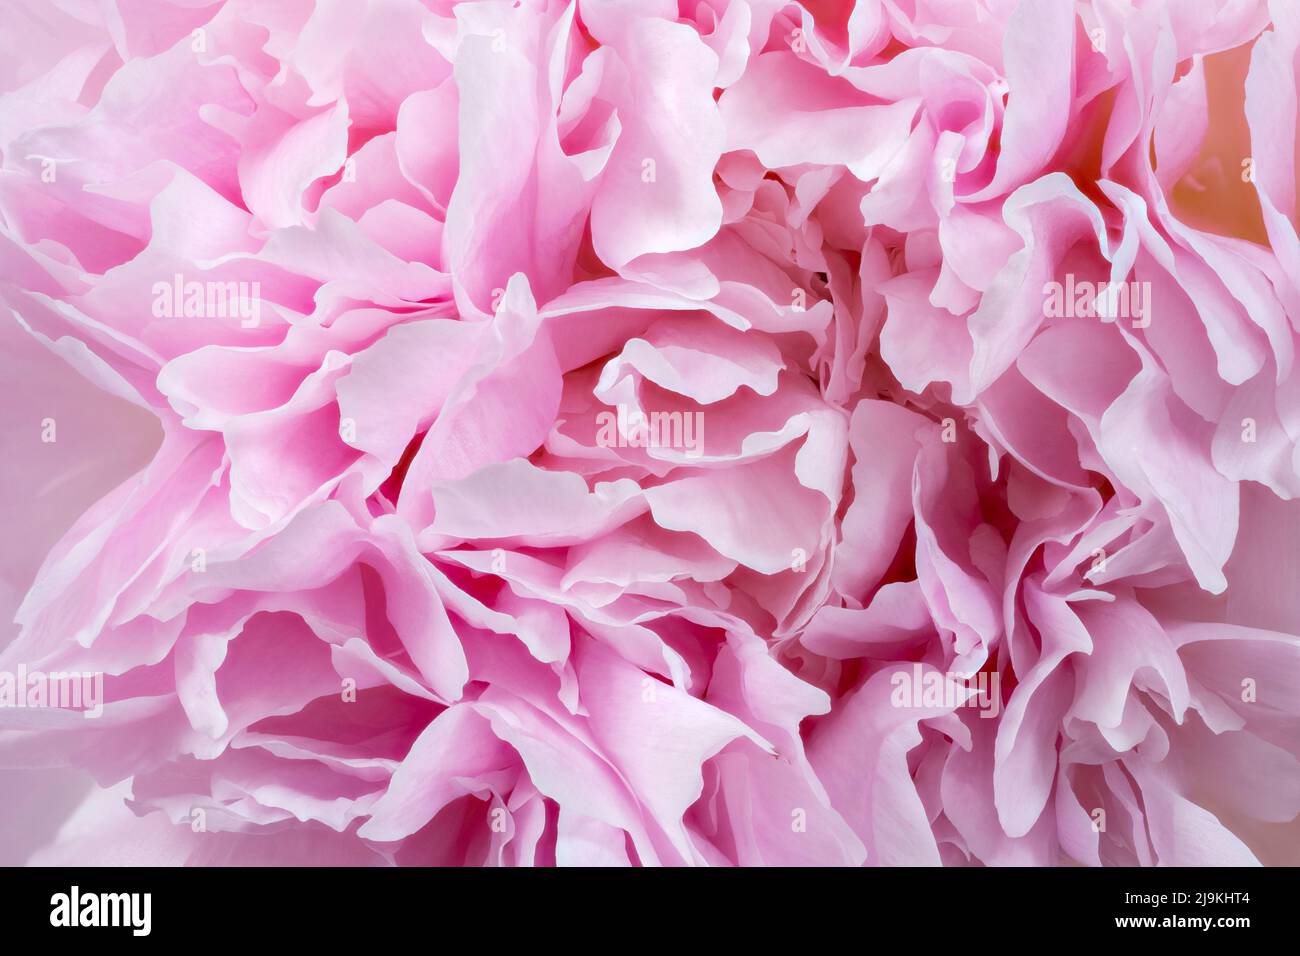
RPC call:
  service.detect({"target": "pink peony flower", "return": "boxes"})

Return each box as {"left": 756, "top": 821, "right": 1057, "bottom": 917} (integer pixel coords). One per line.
{"left": 1, "top": 0, "right": 1297, "bottom": 866}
